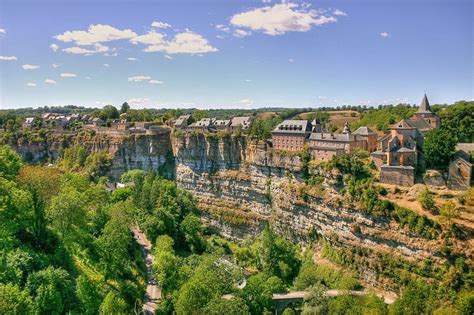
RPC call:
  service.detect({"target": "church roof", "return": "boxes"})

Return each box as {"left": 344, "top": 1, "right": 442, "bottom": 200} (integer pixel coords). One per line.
{"left": 353, "top": 126, "right": 376, "bottom": 136}
{"left": 391, "top": 119, "right": 416, "bottom": 129}
{"left": 418, "top": 93, "right": 432, "bottom": 113}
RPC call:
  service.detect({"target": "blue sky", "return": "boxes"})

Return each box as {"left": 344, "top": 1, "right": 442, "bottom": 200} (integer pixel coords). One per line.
{"left": 0, "top": 0, "right": 472, "bottom": 109}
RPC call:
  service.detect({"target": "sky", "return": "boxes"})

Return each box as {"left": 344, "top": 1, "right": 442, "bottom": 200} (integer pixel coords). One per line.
{"left": 0, "top": 0, "right": 472, "bottom": 109}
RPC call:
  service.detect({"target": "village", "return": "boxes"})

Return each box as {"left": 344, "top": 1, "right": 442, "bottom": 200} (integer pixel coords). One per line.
{"left": 19, "top": 94, "right": 472, "bottom": 191}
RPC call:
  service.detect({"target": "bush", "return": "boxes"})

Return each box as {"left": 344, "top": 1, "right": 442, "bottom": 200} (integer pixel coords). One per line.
{"left": 418, "top": 188, "right": 436, "bottom": 211}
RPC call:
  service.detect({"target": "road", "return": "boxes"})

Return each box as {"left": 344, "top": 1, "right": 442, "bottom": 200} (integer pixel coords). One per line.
{"left": 272, "top": 289, "right": 395, "bottom": 304}
{"left": 132, "top": 227, "right": 161, "bottom": 314}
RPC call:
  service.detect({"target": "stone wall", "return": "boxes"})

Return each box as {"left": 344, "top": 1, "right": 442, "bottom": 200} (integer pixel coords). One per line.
{"left": 448, "top": 157, "right": 473, "bottom": 191}
{"left": 380, "top": 165, "right": 415, "bottom": 186}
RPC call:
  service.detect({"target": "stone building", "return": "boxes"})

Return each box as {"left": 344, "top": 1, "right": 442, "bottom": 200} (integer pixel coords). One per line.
{"left": 353, "top": 126, "right": 378, "bottom": 152}
{"left": 371, "top": 94, "right": 439, "bottom": 186}
{"left": 230, "top": 116, "right": 252, "bottom": 131}
{"left": 271, "top": 120, "right": 312, "bottom": 152}
{"left": 173, "top": 115, "right": 191, "bottom": 129}
{"left": 214, "top": 119, "right": 231, "bottom": 131}
{"left": 188, "top": 118, "right": 216, "bottom": 132}
{"left": 307, "top": 122, "right": 367, "bottom": 161}
{"left": 448, "top": 143, "right": 474, "bottom": 190}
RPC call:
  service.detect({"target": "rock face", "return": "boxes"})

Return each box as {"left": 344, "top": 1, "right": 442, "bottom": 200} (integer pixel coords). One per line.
{"left": 8, "top": 129, "right": 470, "bottom": 288}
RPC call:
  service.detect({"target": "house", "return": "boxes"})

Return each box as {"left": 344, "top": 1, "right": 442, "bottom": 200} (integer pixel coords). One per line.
{"left": 187, "top": 118, "right": 216, "bottom": 132}
{"left": 92, "top": 118, "right": 104, "bottom": 127}
{"left": 371, "top": 94, "right": 439, "bottom": 186}
{"left": 230, "top": 116, "right": 252, "bottom": 131}
{"left": 353, "top": 126, "right": 378, "bottom": 152}
{"left": 271, "top": 120, "right": 312, "bottom": 152}
{"left": 116, "top": 119, "right": 131, "bottom": 131}
{"left": 22, "top": 117, "right": 37, "bottom": 128}
{"left": 308, "top": 122, "right": 366, "bottom": 161}
{"left": 174, "top": 115, "right": 191, "bottom": 129}
{"left": 448, "top": 143, "right": 474, "bottom": 190}
{"left": 213, "top": 119, "right": 231, "bottom": 131}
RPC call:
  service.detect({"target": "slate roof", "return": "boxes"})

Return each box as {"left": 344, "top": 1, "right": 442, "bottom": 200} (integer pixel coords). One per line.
{"left": 273, "top": 120, "right": 312, "bottom": 134}
{"left": 214, "top": 119, "right": 231, "bottom": 126}
{"left": 418, "top": 93, "right": 432, "bottom": 113}
{"left": 353, "top": 126, "right": 376, "bottom": 136}
{"left": 309, "top": 132, "right": 356, "bottom": 142}
{"left": 391, "top": 119, "right": 416, "bottom": 129}
{"left": 174, "top": 115, "right": 190, "bottom": 126}
{"left": 230, "top": 116, "right": 251, "bottom": 128}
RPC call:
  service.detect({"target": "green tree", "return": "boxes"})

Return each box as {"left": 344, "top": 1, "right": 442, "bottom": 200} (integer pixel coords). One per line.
{"left": 418, "top": 187, "right": 436, "bottom": 211}
{"left": 240, "top": 273, "right": 285, "bottom": 314}
{"left": 203, "top": 297, "right": 250, "bottom": 315}
{"left": 76, "top": 275, "right": 101, "bottom": 315}
{"left": 0, "top": 145, "right": 22, "bottom": 180}
{"left": 85, "top": 150, "right": 111, "bottom": 178}
{"left": 99, "top": 105, "right": 120, "bottom": 120}
{"left": 180, "top": 214, "right": 205, "bottom": 253}
{"left": 440, "top": 200, "right": 460, "bottom": 223}
{"left": 0, "top": 283, "right": 33, "bottom": 314}
{"left": 120, "top": 102, "right": 130, "bottom": 114}
{"left": 302, "top": 284, "right": 329, "bottom": 315}
{"left": 99, "top": 292, "right": 128, "bottom": 315}
{"left": 424, "top": 128, "right": 457, "bottom": 169}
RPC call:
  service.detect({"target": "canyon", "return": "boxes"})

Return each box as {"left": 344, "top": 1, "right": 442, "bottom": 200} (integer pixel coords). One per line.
{"left": 7, "top": 129, "right": 472, "bottom": 290}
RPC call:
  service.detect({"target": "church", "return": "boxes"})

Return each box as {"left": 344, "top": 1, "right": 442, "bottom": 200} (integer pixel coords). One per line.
{"left": 371, "top": 94, "right": 440, "bottom": 186}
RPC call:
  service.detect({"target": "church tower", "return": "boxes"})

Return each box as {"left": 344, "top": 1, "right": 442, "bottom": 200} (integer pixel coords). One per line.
{"left": 412, "top": 94, "right": 440, "bottom": 129}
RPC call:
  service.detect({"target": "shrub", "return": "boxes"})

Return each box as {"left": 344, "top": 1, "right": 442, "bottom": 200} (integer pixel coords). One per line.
{"left": 418, "top": 188, "right": 436, "bottom": 211}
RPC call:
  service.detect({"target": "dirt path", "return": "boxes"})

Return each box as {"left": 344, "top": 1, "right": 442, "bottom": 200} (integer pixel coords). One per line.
{"left": 132, "top": 227, "right": 161, "bottom": 314}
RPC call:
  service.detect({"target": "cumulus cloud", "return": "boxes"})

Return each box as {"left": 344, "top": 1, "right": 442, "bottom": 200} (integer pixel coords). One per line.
{"left": 62, "top": 43, "right": 109, "bottom": 55}
{"left": 26, "top": 82, "right": 37, "bottom": 87}
{"left": 149, "top": 80, "right": 163, "bottom": 84}
{"left": 22, "top": 64, "right": 40, "bottom": 70}
{"left": 239, "top": 99, "right": 254, "bottom": 107}
{"left": 61, "top": 73, "right": 77, "bottom": 77}
{"left": 0, "top": 28, "right": 5, "bottom": 34}
{"left": 151, "top": 21, "right": 171, "bottom": 29}
{"left": 128, "top": 75, "right": 151, "bottom": 82}
{"left": 164, "top": 55, "right": 173, "bottom": 59}
{"left": 51, "top": 63, "right": 60, "bottom": 68}
{"left": 127, "top": 57, "right": 139, "bottom": 61}
{"left": 55, "top": 24, "right": 137, "bottom": 46}
{"left": 230, "top": 2, "right": 338, "bottom": 36}
{"left": 380, "top": 32, "right": 390, "bottom": 38}
{"left": 130, "top": 31, "right": 166, "bottom": 45}
{"left": 45, "top": 79, "right": 56, "bottom": 84}
{"left": 50, "top": 43, "right": 59, "bottom": 52}
{"left": 215, "top": 24, "right": 231, "bottom": 33}
{"left": 0, "top": 56, "right": 17, "bottom": 61}
{"left": 333, "top": 9, "right": 347, "bottom": 16}
{"left": 143, "top": 31, "right": 218, "bottom": 54}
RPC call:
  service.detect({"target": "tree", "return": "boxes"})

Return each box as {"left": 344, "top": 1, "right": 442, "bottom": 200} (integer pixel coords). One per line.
{"left": 120, "top": 102, "right": 130, "bottom": 114}
{"left": 0, "top": 145, "right": 23, "bottom": 180}
{"left": 180, "top": 214, "right": 205, "bottom": 253}
{"left": 418, "top": 188, "right": 436, "bottom": 211}
{"left": 99, "top": 292, "right": 128, "bottom": 315}
{"left": 203, "top": 297, "right": 250, "bottom": 315}
{"left": 154, "top": 251, "right": 181, "bottom": 295}
{"left": 440, "top": 200, "right": 460, "bottom": 222}
{"left": 302, "top": 284, "right": 328, "bottom": 315}
{"left": 76, "top": 275, "right": 101, "bottom": 315}
{"left": 85, "top": 151, "right": 111, "bottom": 178}
{"left": 0, "top": 283, "right": 33, "bottom": 314}
{"left": 47, "top": 186, "right": 86, "bottom": 240}
{"left": 99, "top": 105, "right": 119, "bottom": 120}
{"left": 424, "top": 129, "right": 457, "bottom": 169}
{"left": 240, "top": 273, "right": 285, "bottom": 314}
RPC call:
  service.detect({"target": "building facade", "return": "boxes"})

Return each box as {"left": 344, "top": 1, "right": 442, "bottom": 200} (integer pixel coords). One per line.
{"left": 271, "top": 120, "right": 312, "bottom": 152}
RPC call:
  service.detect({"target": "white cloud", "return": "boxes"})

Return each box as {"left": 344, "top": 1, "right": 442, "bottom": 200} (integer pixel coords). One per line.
{"left": 262, "top": 0, "right": 272, "bottom": 3}
{"left": 234, "top": 29, "right": 252, "bottom": 38}
{"left": 85, "top": 76, "right": 92, "bottom": 80}
{"left": 45, "top": 79, "right": 56, "bottom": 84}
{"left": 62, "top": 43, "right": 109, "bottom": 55}
{"left": 0, "top": 56, "right": 17, "bottom": 61}
{"left": 239, "top": 99, "right": 254, "bottom": 107}
{"left": 22, "top": 64, "right": 40, "bottom": 70}
{"left": 230, "top": 2, "right": 337, "bottom": 36}
{"left": 128, "top": 97, "right": 151, "bottom": 104}
{"left": 151, "top": 21, "right": 171, "bottom": 29}
{"left": 0, "top": 28, "right": 5, "bottom": 34}
{"left": 128, "top": 75, "right": 151, "bottom": 82}
{"left": 61, "top": 72, "right": 77, "bottom": 77}
{"left": 245, "top": 79, "right": 252, "bottom": 82}
{"left": 149, "top": 80, "right": 163, "bottom": 84}
{"left": 50, "top": 43, "right": 59, "bottom": 52}
{"left": 130, "top": 31, "right": 166, "bottom": 45}
{"left": 143, "top": 31, "right": 218, "bottom": 54}
{"left": 51, "top": 63, "right": 60, "bottom": 68}
{"left": 103, "top": 63, "right": 110, "bottom": 67}
{"left": 289, "top": 58, "right": 294, "bottom": 62}
{"left": 127, "top": 57, "right": 139, "bottom": 61}
{"left": 215, "top": 24, "right": 231, "bottom": 33}
{"left": 164, "top": 55, "right": 173, "bottom": 59}
{"left": 380, "top": 32, "right": 390, "bottom": 38}
{"left": 26, "top": 82, "right": 37, "bottom": 87}
{"left": 55, "top": 24, "right": 137, "bottom": 46}
{"left": 333, "top": 9, "right": 347, "bottom": 16}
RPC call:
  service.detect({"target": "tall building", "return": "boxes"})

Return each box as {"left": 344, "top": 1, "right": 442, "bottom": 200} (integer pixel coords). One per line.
{"left": 271, "top": 120, "right": 312, "bottom": 152}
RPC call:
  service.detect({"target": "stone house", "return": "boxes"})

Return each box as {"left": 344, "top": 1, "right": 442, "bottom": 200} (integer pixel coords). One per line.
{"left": 92, "top": 118, "right": 104, "bottom": 127}
{"left": 214, "top": 119, "right": 231, "bottom": 131}
{"left": 173, "top": 115, "right": 191, "bottom": 129}
{"left": 271, "top": 120, "right": 312, "bottom": 152}
{"left": 230, "top": 116, "right": 252, "bottom": 131}
{"left": 353, "top": 126, "right": 378, "bottom": 152}
{"left": 448, "top": 143, "right": 474, "bottom": 190}
{"left": 188, "top": 118, "right": 216, "bottom": 132}
{"left": 22, "top": 117, "right": 37, "bottom": 128}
